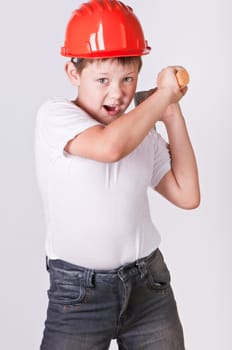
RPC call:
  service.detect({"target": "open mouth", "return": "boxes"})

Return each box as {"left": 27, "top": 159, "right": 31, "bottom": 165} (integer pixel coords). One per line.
{"left": 104, "top": 105, "right": 115, "bottom": 112}
{"left": 103, "top": 105, "right": 120, "bottom": 114}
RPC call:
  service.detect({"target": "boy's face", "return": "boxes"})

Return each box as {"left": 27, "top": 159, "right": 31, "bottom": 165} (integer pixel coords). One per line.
{"left": 75, "top": 59, "right": 139, "bottom": 125}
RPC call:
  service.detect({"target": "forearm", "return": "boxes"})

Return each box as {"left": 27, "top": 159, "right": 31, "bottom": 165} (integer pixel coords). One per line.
{"left": 165, "top": 111, "right": 200, "bottom": 202}
{"left": 66, "top": 89, "right": 173, "bottom": 163}
{"left": 103, "top": 89, "right": 172, "bottom": 159}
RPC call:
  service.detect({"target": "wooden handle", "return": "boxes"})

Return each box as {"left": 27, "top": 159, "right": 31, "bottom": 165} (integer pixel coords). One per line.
{"left": 176, "top": 69, "right": 190, "bottom": 88}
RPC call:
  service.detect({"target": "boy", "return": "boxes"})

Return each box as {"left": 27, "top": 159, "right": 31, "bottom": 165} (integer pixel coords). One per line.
{"left": 35, "top": 0, "right": 200, "bottom": 349}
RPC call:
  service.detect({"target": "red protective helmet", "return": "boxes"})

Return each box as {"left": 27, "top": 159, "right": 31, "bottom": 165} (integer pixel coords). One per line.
{"left": 61, "top": 0, "right": 151, "bottom": 58}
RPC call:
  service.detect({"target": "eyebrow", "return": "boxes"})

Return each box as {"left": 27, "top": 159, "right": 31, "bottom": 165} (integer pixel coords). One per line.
{"left": 98, "top": 71, "right": 136, "bottom": 75}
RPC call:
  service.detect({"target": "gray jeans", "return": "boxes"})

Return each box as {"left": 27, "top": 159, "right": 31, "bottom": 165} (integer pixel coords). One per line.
{"left": 40, "top": 249, "right": 185, "bottom": 349}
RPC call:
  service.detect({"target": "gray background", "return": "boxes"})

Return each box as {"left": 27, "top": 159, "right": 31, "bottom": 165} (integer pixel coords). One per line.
{"left": 1, "top": 0, "right": 231, "bottom": 349}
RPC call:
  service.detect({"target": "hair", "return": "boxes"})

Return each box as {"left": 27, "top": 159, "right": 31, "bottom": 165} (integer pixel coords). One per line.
{"left": 71, "top": 56, "right": 143, "bottom": 74}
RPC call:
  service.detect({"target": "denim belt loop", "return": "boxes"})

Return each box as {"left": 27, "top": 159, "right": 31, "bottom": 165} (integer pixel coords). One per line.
{"left": 136, "top": 260, "right": 148, "bottom": 279}
{"left": 85, "top": 269, "right": 95, "bottom": 288}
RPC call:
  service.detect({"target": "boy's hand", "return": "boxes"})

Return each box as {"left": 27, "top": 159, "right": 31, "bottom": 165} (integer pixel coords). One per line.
{"left": 156, "top": 66, "right": 188, "bottom": 104}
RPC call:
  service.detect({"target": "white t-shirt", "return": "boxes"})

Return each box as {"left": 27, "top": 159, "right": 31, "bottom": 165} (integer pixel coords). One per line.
{"left": 35, "top": 98, "right": 171, "bottom": 269}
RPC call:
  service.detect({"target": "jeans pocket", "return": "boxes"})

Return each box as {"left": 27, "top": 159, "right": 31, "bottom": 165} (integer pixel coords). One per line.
{"left": 146, "top": 250, "right": 171, "bottom": 293}
{"left": 48, "top": 264, "right": 86, "bottom": 305}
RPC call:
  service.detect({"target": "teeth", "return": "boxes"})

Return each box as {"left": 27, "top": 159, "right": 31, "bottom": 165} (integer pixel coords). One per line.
{"left": 105, "top": 104, "right": 118, "bottom": 108}
{"left": 105, "top": 103, "right": 119, "bottom": 107}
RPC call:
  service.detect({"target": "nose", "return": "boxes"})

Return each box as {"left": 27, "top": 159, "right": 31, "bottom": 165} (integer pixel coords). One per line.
{"left": 109, "top": 82, "right": 123, "bottom": 100}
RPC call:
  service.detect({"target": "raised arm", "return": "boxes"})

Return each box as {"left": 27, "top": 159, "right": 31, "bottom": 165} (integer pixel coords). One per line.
{"left": 65, "top": 67, "right": 185, "bottom": 162}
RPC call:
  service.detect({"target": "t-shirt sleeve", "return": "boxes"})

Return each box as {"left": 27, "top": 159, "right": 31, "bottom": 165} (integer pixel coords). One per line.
{"left": 36, "top": 98, "right": 102, "bottom": 155}
{"left": 150, "top": 130, "right": 171, "bottom": 188}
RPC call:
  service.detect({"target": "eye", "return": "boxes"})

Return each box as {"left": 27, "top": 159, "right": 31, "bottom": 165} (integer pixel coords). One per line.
{"left": 97, "top": 78, "right": 108, "bottom": 84}
{"left": 124, "top": 76, "right": 133, "bottom": 83}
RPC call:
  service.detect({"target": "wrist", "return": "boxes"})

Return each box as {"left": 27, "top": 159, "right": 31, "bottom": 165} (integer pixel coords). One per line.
{"left": 162, "top": 110, "right": 185, "bottom": 128}
{"left": 153, "top": 88, "right": 174, "bottom": 106}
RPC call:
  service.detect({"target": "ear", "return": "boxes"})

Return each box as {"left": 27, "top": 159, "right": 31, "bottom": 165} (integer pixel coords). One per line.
{"left": 64, "top": 61, "right": 80, "bottom": 86}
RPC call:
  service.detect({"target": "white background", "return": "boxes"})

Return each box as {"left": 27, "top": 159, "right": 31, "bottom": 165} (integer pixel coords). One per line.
{"left": 1, "top": 0, "right": 231, "bottom": 349}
